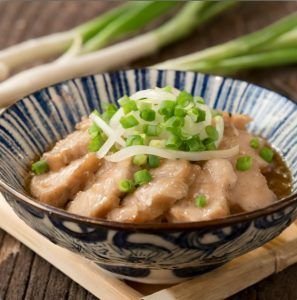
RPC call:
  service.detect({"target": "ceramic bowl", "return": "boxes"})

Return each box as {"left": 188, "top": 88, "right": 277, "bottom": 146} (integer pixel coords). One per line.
{"left": 0, "top": 69, "right": 297, "bottom": 284}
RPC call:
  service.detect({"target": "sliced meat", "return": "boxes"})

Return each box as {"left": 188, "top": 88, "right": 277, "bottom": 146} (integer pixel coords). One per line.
{"left": 229, "top": 162, "right": 276, "bottom": 212}
{"left": 67, "top": 159, "right": 135, "bottom": 218}
{"left": 219, "top": 121, "right": 239, "bottom": 150}
{"left": 220, "top": 116, "right": 268, "bottom": 169}
{"left": 107, "top": 160, "right": 193, "bottom": 223}
{"left": 222, "top": 112, "right": 252, "bottom": 130}
{"left": 168, "top": 159, "right": 237, "bottom": 222}
{"left": 75, "top": 118, "right": 92, "bottom": 131}
{"left": 42, "top": 119, "right": 91, "bottom": 171}
{"left": 30, "top": 153, "right": 100, "bottom": 207}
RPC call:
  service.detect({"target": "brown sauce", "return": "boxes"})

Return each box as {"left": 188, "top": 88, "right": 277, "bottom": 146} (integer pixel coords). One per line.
{"left": 264, "top": 150, "right": 292, "bottom": 200}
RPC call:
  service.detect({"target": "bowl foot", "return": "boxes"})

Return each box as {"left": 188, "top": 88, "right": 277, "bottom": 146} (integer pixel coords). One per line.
{"left": 97, "top": 262, "right": 225, "bottom": 284}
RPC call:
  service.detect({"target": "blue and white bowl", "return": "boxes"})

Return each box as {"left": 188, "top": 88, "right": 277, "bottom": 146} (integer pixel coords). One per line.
{"left": 0, "top": 69, "right": 297, "bottom": 284}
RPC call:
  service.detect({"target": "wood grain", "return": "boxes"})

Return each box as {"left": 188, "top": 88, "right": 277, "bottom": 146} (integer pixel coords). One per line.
{"left": 0, "top": 1, "right": 296, "bottom": 299}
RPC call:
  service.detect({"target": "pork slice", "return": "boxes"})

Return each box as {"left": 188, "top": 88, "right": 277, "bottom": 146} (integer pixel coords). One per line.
{"left": 30, "top": 153, "right": 100, "bottom": 207}
{"left": 219, "top": 122, "right": 239, "bottom": 150}
{"left": 229, "top": 162, "right": 276, "bottom": 212}
{"left": 67, "top": 159, "right": 134, "bottom": 218}
{"left": 107, "top": 160, "right": 193, "bottom": 223}
{"left": 168, "top": 159, "right": 237, "bottom": 222}
{"left": 219, "top": 119, "right": 268, "bottom": 170}
{"left": 222, "top": 112, "right": 252, "bottom": 130}
{"left": 42, "top": 119, "right": 91, "bottom": 171}
{"left": 75, "top": 118, "right": 92, "bottom": 131}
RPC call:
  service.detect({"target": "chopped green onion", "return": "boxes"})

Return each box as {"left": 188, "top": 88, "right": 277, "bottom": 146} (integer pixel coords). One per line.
{"left": 126, "top": 135, "right": 144, "bottom": 146}
{"left": 164, "top": 116, "right": 184, "bottom": 128}
{"left": 104, "top": 103, "right": 118, "bottom": 114}
{"left": 120, "top": 115, "right": 139, "bottom": 128}
{"left": 134, "top": 169, "right": 152, "bottom": 186}
{"left": 162, "top": 85, "right": 173, "bottom": 92}
{"left": 166, "top": 135, "right": 182, "bottom": 150}
{"left": 195, "top": 195, "right": 207, "bottom": 208}
{"left": 188, "top": 107, "right": 199, "bottom": 122}
{"left": 250, "top": 137, "right": 260, "bottom": 149}
{"left": 177, "top": 91, "right": 193, "bottom": 107}
{"left": 203, "top": 138, "right": 216, "bottom": 150}
{"left": 143, "top": 124, "right": 161, "bottom": 136}
{"left": 92, "top": 109, "right": 100, "bottom": 117}
{"left": 148, "top": 155, "right": 160, "bottom": 168}
{"left": 236, "top": 156, "right": 253, "bottom": 171}
{"left": 197, "top": 109, "right": 206, "bottom": 122}
{"left": 205, "top": 142, "right": 216, "bottom": 150}
{"left": 118, "top": 95, "right": 130, "bottom": 106}
{"left": 138, "top": 101, "right": 152, "bottom": 111}
{"left": 118, "top": 179, "right": 134, "bottom": 193}
{"left": 158, "top": 100, "right": 176, "bottom": 117}
{"left": 133, "top": 154, "right": 147, "bottom": 166}
{"left": 188, "top": 108, "right": 206, "bottom": 122}
{"left": 167, "top": 127, "right": 182, "bottom": 137}
{"left": 205, "top": 125, "right": 219, "bottom": 140}
{"left": 88, "top": 122, "right": 101, "bottom": 139}
{"left": 119, "top": 96, "right": 138, "bottom": 114}
{"left": 140, "top": 109, "right": 156, "bottom": 121}
{"left": 260, "top": 146, "right": 274, "bottom": 163}
{"left": 194, "top": 96, "right": 205, "bottom": 104}
{"left": 123, "top": 101, "right": 138, "bottom": 114}
{"left": 149, "top": 140, "right": 166, "bottom": 148}
{"left": 88, "top": 135, "right": 105, "bottom": 152}
{"left": 186, "top": 136, "right": 205, "bottom": 152}
{"left": 174, "top": 106, "right": 186, "bottom": 117}
{"left": 31, "top": 160, "right": 49, "bottom": 175}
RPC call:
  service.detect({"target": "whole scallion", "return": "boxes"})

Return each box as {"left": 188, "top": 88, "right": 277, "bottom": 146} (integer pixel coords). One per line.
{"left": 0, "top": 1, "right": 235, "bottom": 107}
{"left": 157, "top": 13, "right": 297, "bottom": 71}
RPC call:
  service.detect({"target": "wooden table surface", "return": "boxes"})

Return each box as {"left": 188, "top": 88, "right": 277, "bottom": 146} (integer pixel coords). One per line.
{"left": 0, "top": 1, "right": 297, "bottom": 299}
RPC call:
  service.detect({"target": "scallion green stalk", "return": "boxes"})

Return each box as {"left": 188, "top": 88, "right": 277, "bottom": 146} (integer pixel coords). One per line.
{"left": 261, "top": 28, "right": 297, "bottom": 51}
{"left": 0, "top": 3, "right": 133, "bottom": 79}
{"left": 190, "top": 48, "right": 297, "bottom": 74}
{"left": 157, "top": 12, "right": 297, "bottom": 70}
{"left": 81, "top": 2, "right": 177, "bottom": 53}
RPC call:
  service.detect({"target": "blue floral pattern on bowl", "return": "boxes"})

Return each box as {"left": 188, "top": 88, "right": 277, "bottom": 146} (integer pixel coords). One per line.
{"left": 0, "top": 69, "right": 296, "bottom": 284}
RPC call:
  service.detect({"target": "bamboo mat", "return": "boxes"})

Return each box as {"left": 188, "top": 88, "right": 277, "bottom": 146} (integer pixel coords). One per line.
{"left": 1, "top": 194, "right": 297, "bottom": 300}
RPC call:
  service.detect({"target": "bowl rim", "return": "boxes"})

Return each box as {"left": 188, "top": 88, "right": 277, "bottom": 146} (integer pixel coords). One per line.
{"left": 1, "top": 68, "right": 296, "bottom": 232}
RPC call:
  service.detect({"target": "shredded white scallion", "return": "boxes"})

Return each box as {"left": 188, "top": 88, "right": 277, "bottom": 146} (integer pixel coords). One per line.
{"left": 214, "top": 115, "right": 224, "bottom": 147}
{"left": 130, "top": 89, "right": 176, "bottom": 102}
{"left": 90, "top": 113, "right": 125, "bottom": 146}
{"left": 105, "top": 144, "right": 239, "bottom": 162}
